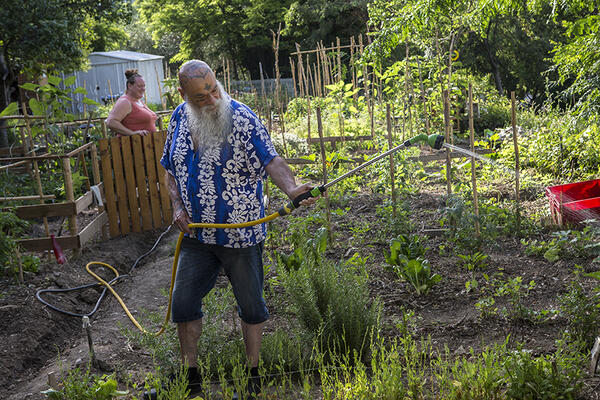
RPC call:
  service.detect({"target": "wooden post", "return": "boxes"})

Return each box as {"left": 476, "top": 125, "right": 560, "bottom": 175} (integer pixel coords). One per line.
{"left": 304, "top": 59, "right": 312, "bottom": 141}
{"left": 316, "top": 44, "right": 322, "bottom": 96}
{"left": 336, "top": 37, "right": 342, "bottom": 82}
{"left": 155, "top": 65, "right": 166, "bottom": 110}
{"left": 90, "top": 143, "right": 101, "bottom": 186}
{"left": 22, "top": 104, "right": 50, "bottom": 242}
{"left": 443, "top": 90, "right": 452, "bottom": 196}
{"left": 100, "top": 119, "right": 108, "bottom": 138}
{"left": 417, "top": 57, "right": 430, "bottom": 135}
{"left": 222, "top": 58, "right": 227, "bottom": 88}
{"left": 386, "top": 104, "right": 396, "bottom": 218}
{"left": 62, "top": 157, "right": 79, "bottom": 256}
{"left": 290, "top": 58, "right": 297, "bottom": 98}
{"left": 295, "top": 43, "right": 304, "bottom": 98}
{"left": 405, "top": 43, "right": 413, "bottom": 138}
{"left": 79, "top": 152, "right": 92, "bottom": 192}
{"left": 226, "top": 59, "right": 231, "bottom": 94}
{"left": 107, "top": 80, "right": 114, "bottom": 105}
{"left": 468, "top": 84, "right": 480, "bottom": 236}
{"left": 511, "top": 91, "right": 520, "bottom": 235}
{"left": 350, "top": 36, "right": 357, "bottom": 105}
{"left": 259, "top": 62, "right": 266, "bottom": 105}
{"left": 316, "top": 107, "right": 331, "bottom": 234}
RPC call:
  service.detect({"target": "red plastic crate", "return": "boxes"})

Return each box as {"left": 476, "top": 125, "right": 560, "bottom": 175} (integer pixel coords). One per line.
{"left": 546, "top": 179, "right": 600, "bottom": 225}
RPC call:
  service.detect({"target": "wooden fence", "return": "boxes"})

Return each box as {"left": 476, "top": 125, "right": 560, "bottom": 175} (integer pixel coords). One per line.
{"left": 98, "top": 131, "right": 172, "bottom": 237}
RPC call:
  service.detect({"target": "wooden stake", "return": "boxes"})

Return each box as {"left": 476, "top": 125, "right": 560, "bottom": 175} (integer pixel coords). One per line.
{"left": 62, "top": 157, "right": 79, "bottom": 256}
{"left": 336, "top": 37, "right": 342, "bottom": 82}
{"left": 90, "top": 143, "right": 101, "bottom": 186}
{"left": 443, "top": 90, "right": 452, "bottom": 196}
{"left": 350, "top": 36, "right": 357, "bottom": 105}
{"left": 15, "top": 246, "right": 23, "bottom": 284}
{"left": 316, "top": 107, "right": 331, "bottom": 234}
{"left": 290, "top": 58, "right": 297, "bottom": 98}
{"left": 22, "top": 104, "right": 50, "bottom": 242}
{"left": 155, "top": 65, "right": 166, "bottom": 110}
{"left": 107, "top": 80, "right": 114, "bottom": 105}
{"left": 226, "top": 59, "right": 231, "bottom": 94}
{"left": 469, "top": 83, "right": 480, "bottom": 236}
{"left": 296, "top": 43, "right": 304, "bottom": 97}
{"left": 304, "top": 58, "right": 312, "bottom": 141}
{"left": 405, "top": 43, "right": 413, "bottom": 138}
{"left": 417, "top": 57, "right": 430, "bottom": 135}
{"left": 387, "top": 104, "right": 396, "bottom": 218}
{"left": 83, "top": 81, "right": 87, "bottom": 117}
{"left": 511, "top": 91, "right": 520, "bottom": 235}
{"left": 222, "top": 58, "right": 227, "bottom": 88}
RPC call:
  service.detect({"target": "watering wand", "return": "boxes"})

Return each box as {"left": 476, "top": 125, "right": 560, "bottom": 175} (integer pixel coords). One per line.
{"left": 278, "top": 133, "right": 446, "bottom": 215}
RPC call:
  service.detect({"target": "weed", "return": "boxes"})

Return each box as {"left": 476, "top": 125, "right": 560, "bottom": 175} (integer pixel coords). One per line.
{"left": 559, "top": 266, "right": 600, "bottom": 348}
{"left": 522, "top": 226, "right": 600, "bottom": 262}
{"left": 41, "top": 367, "right": 127, "bottom": 399}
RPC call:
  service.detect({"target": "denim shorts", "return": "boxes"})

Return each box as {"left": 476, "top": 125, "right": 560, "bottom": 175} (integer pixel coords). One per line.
{"left": 171, "top": 237, "right": 269, "bottom": 324}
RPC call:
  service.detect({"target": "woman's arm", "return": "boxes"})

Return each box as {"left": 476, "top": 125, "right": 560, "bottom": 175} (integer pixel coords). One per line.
{"left": 105, "top": 99, "right": 149, "bottom": 136}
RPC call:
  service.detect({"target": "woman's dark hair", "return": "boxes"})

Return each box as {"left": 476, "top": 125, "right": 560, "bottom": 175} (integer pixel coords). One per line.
{"left": 125, "top": 69, "right": 142, "bottom": 87}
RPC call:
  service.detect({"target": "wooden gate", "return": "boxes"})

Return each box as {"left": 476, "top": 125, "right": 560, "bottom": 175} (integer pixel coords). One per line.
{"left": 98, "top": 132, "right": 172, "bottom": 237}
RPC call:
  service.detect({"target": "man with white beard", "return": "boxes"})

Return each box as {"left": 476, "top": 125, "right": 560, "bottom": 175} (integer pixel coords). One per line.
{"left": 160, "top": 60, "right": 314, "bottom": 398}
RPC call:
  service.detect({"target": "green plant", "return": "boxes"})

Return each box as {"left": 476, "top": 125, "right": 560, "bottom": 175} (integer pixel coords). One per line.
{"left": 385, "top": 234, "right": 428, "bottom": 264}
{"left": 522, "top": 226, "right": 600, "bottom": 262}
{"left": 399, "top": 258, "right": 442, "bottom": 296}
{"left": 459, "top": 252, "right": 488, "bottom": 292}
{"left": 559, "top": 266, "right": 600, "bottom": 348}
{"left": 504, "top": 348, "right": 583, "bottom": 400}
{"left": 0, "top": 211, "right": 32, "bottom": 278}
{"left": 41, "top": 368, "right": 127, "bottom": 399}
{"left": 278, "top": 230, "right": 380, "bottom": 358}
{"left": 384, "top": 237, "right": 440, "bottom": 295}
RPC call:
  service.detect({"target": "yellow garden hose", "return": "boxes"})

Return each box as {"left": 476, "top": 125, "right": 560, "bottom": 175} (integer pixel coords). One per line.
{"left": 85, "top": 209, "right": 293, "bottom": 336}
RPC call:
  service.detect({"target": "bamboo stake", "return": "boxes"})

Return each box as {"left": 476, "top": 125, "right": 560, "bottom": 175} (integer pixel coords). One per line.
{"left": 155, "top": 65, "right": 166, "bottom": 110}
{"left": 511, "top": 91, "right": 521, "bottom": 235}
{"left": 469, "top": 83, "right": 480, "bottom": 236}
{"left": 226, "top": 59, "right": 231, "bottom": 94}
{"left": 359, "top": 35, "right": 372, "bottom": 137}
{"left": 405, "top": 43, "right": 413, "bottom": 138}
{"left": 290, "top": 44, "right": 353, "bottom": 56}
{"left": 304, "top": 57, "right": 312, "bottom": 141}
{"left": 443, "top": 90, "right": 452, "bottom": 196}
{"left": 316, "top": 44, "right": 322, "bottom": 96}
{"left": 21, "top": 103, "right": 50, "bottom": 241}
{"left": 15, "top": 247, "right": 23, "bottom": 284}
{"left": 350, "top": 36, "right": 357, "bottom": 105}
{"left": 222, "top": 58, "right": 227, "bottom": 88}
{"left": 290, "top": 58, "right": 297, "bottom": 98}
{"left": 107, "top": 80, "right": 114, "bottom": 105}
{"left": 83, "top": 81, "right": 87, "bottom": 117}
{"left": 259, "top": 62, "right": 266, "bottom": 104}
{"left": 417, "top": 57, "right": 430, "bottom": 135}
{"left": 62, "top": 157, "right": 78, "bottom": 246}
{"left": 90, "top": 143, "right": 101, "bottom": 186}
{"left": 296, "top": 43, "right": 304, "bottom": 98}
{"left": 386, "top": 104, "right": 396, "bottom": 218}
{"left": 316, "top": 107, "right": 331, "bottom": 234}
{"left": 336, "top": 37, "right": 342, "bottom": 83}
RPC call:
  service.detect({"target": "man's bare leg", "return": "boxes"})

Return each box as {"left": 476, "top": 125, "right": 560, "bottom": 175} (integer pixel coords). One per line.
{"left": 241, "top": 321, "right": 264, "bottom": 368}
{"left": 177, "top": 319, "right": 203, "bottom": 366}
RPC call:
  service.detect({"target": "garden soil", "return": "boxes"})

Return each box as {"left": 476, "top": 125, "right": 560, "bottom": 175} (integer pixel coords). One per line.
{"left": 2, "top": 185, "right": 600, "bottom": 399}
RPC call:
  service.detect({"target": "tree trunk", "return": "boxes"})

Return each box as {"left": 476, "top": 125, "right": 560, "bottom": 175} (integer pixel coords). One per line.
{"left": 483, "top": 20, "right": 503, "bottom": 96}
{"left": 0, "top": 46, "right": 13, "bottom": 147}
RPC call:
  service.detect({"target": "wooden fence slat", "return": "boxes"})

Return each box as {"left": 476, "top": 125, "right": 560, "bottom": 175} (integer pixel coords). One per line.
{"left": 121, "top": 136, "right": 142, "bottom": 232}
{"left": 143, "top": 134, "right": 162, "bottom": 228}
{"left": 110, "top": 137, "right": 130, "bottom": 235}
{"left": 99, "top": 139, "right": 119, "bottom": 237}
{"left": 131, "top": 135, "right": 153, "bottom": 231}
{"left": 153, "top": 131, "right": 172, "bottom": 226}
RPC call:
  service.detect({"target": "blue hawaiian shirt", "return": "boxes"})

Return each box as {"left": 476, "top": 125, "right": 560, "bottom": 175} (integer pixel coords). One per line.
{"left": 161, "top": 100, "right": 278, "bottom": 248}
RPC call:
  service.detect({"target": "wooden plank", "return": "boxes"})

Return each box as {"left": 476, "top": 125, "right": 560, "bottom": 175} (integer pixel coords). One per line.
{"left": 120, "top": 136, "right": 141, "bottom": 232}
{"left": 153, "top": 131, "right": 172, "bottom": 225}
{"left": 307, "top": 135, "right": 372, "bottom": 144}
{"left": 74, "top": 182, "right": 104, "bottom": 214}
{"left": 0, "top": 146, "right": 25, "bottom": 157}
{"left": 14, "top": 202, "right": 76, "bottom": 219}
{"left": 110, "top": 137, "right": 130, "bottom": 235}
{"left": 18, "top": 235, "right": 79, "bottom": 252}
{"left": 131, "top": 135, "right": 153, "bottom": 231}
{"left": 78, "top": 211, "right": 108, "bottom": 248}
{"left": 66, "top": 142, "right": 94, "bottom": 158}
{"left": 0, "top": 194, "right": 55, "bottom": 202}
{"left": 98, "top": 139, "right": 119, "bottom": 237}
{"left": 143, "top": 134, "right": 162, "bottom": 228}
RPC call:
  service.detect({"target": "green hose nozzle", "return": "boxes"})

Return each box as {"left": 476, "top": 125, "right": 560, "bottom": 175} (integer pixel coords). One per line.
{"left": 403, "top": 134, "right": 445, "bottom": 150}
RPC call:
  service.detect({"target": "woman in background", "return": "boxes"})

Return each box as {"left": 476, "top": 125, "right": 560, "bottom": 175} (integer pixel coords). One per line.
{"left": 106, "top": 69, "right": 157, "bottom": 136}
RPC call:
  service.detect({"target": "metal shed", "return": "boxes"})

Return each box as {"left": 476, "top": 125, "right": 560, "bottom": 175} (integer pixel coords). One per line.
{"left": 62, "top": 50, "right": 165, "bottom": 115}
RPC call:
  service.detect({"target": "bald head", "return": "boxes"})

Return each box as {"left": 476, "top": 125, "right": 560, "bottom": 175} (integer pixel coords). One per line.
{"left": 178, "top": 60, "right": 214, "bottom": 90}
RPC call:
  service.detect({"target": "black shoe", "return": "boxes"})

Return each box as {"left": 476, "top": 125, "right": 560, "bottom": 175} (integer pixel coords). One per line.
{"left": 232, "top": 367, "right": 261, "bottom": 400}
{"left": 142, "top": 367, "right": 203, "bottom": 400}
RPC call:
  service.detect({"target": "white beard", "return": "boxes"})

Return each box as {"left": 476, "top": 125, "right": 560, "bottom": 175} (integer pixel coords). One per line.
{"left": 185, "top": 83, "right": 232, "bottom": 151}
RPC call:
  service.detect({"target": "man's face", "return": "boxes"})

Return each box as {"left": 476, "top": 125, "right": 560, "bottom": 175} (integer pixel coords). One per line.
{"left": 178, "top": 74, "right": 222, "bottom": 113}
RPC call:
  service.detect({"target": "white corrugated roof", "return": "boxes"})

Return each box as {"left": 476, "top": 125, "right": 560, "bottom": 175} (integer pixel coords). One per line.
{"left": 90, "top": 50, "right": 164, "bottom": 62}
